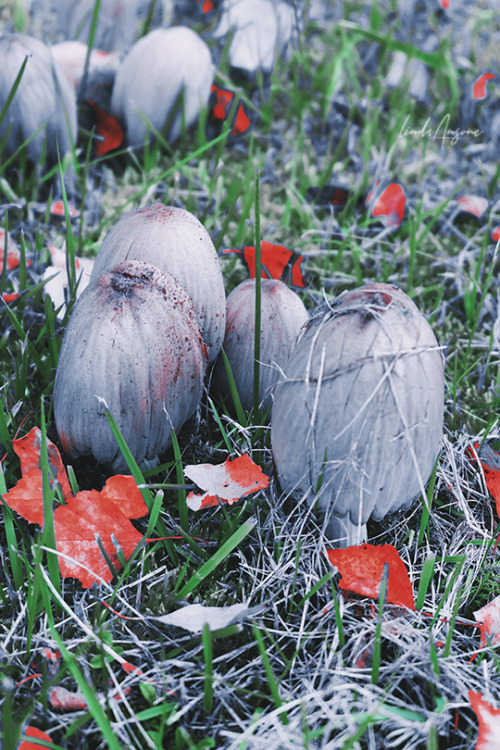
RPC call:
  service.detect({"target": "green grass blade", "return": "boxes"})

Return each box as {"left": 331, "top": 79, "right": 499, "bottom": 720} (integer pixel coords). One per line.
{"left": 176, "top": 518, "right": 256, "bottom": 599}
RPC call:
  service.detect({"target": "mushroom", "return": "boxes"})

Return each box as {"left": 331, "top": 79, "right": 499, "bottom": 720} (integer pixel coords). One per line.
{"left": 54, "top": 260, "right": 207, "bottom": 471}
{"left": 110, "top": 26, "right": 213, "bottom": 148}
{"left": 213, "top": 278, "right": 308, "bottom": 413}
{"left": 89, "top": 203, "right": 226, "bottom": 363}
{"left": 271, "top": 283, "right": 445, "bottom": 545}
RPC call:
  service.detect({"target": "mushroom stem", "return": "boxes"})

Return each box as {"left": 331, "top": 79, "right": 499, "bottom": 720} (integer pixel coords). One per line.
{"left": 325, "top": 514, "right": 367, "bottom": 547}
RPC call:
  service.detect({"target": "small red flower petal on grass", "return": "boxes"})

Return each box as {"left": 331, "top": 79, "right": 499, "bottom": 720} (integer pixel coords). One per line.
{"left": 326, "top": 543, "right": 415, "bottom": 609}
{"left": 369, "top": 182, "right": 406, "bottom": 228}
{"left": 473, "top": 73, "right": 495, "bottom": 101}
{"left": 18, "top": 726, "right": 52, "bottom": 750}
{"left": 2, "top": 427, "right": 148, "bottom": 587}
{"left": 185, "top": 454, "right": 269, "bottom": 510}
{"left": 469, "top": 691, "right": 500, "bottom": 749}
{"left": 225, "top": 241, "right": 306, "bottom": 287}
{"left": 492, "top": 227, "right": 500, "bottom": 242}
{"left": 456, "top": 194, "right": 488, "bottom": 218}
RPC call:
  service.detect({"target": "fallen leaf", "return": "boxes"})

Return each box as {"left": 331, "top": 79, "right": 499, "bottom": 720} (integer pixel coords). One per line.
{"left": 49, "top": 686, "right": 88, "bottom": 712}
{"left": 232, "top": 102, "right": 252, "bottom": 136}
{"left": 185, "top": 454, "right": 269, "bottom": 510}
{"left": 152, "top": 601, "right": 264, "bottom": 633}
{"left": 469, "top": 691, "right": 500, "bottom": 749}
{"left": 2, "top": 427, "right": 148, "bottom": 587}
{"left": 87, "top": 100, "right": 124, "bottom": 155}
{"left": 474, "top": 595, "right": 500, "bottom": 649}
{"left": 224, "top": 241, "right": 306, "bottom": 287}
{"left": 473, "top": 73, "right": 495, "bottom": 101}
{"left": 2, "top": 292, "right": 21, "bottom": 303}
{"left": 210, "top": 83, "right": 234, "bottom": 124}
{"left": 18, "top": 726, "right": 52, "bottom": 750}
{"left": 466, "top": 442, "right": 500, "bottom": 517}
{"left": 368, "top": 182, "right": 406, "bottom": 228}
{"left": 326, "top": 543, "right": 415, "bottom": 609}
{"left": 209, "top": 83, "right": 253, "bottom": 136}
{"left": 0, "top": 227, "right": 20, "bottom": 272}
{"left": 457, "top": 194, "right": 488, "bottom": 218}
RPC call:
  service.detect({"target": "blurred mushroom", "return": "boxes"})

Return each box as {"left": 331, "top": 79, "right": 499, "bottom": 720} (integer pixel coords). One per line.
{"left": 110, "top": 26, "right": 213, "bottom": 148}
{"left": 0, "top": 33, "right": 77, "bottom": 168}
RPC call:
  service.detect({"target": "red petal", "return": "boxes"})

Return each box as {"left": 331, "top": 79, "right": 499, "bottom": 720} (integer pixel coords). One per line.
{"left": 371, "top": 182, "right": 406, "bottom": 228}
{"left": 18, "top": 726, "right": 53, "bottom": 749}
{"left": 492, "top": 226, "right": 500, "bottom": 242}
{"left": 326, "top": 543, "right": 415, "bottom": 609}
{"left": 231, "top": 103, "right": 251, "bottom": 136}
{"left": 87, "top": 100, "right": 124, "bottom": 156}
{"left": 473, "top": 73, "right": 495, "bottom": 101}
{"left": 50, "top": 200, "right": 80, "bottom": 218}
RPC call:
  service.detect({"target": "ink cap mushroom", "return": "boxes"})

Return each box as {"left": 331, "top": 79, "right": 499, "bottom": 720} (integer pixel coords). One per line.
{"left": 213, "top": 278, "right": 308, "bottom": 414}
{"left": 89, "top": 203, "right": 226, "bottom": 363}
{"left": 110, "top": 26, "right": 213, "bottom": 148}
{"left": 53, "top": 260, "right": 207, "bottom": 472}
{"left": 271, "top": 282, "right": 445, "bottom": 545}
{"left": 0, "top": 33, "right": 77, "bottom": 168}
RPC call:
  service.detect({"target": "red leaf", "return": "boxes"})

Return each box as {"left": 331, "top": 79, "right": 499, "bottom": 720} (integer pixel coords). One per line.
{"left": 210, "top": 84, "right": 234, "bottom": 123}
{"left": 469, "top": 691, "right": 500, "bottom": 749}
{"left": 466, "top": 442, "right": 500, "bottom": 517}
{"left": 225, "top": 241, "right": 306, "bottom": 287}
{"left": 492, "top": 226, "right": 500, "bottom": 242}
{"left": 18, "top": 726, "right": 52, "bottom": 750}
{"left": 326, "top": 543, "right": 415, "bottom": 609}
{"left": 474, "top": 595, "right": 500, "bottom": 649}
{"left": 370, "top": 182, "right": 406, "bottom": 228}
{"left": 232, "top": 102, "right": 252, "bottom": 136}
{"left": 457, "top": 194, "right": 488, "bottom": 218}
{"left": 185, "top": 454, "right": 269, "bottom": 510}
{"left": 3, "top": 427, "right": 148, "bottom": 587}
{"left": 2, "top": 292, "right": 21, "bottom": 303}
{"left": 87, "top": 100, "right": 124, "bottom": 155}
{"left": 473, "top": 73, "right": 495, "bottom": 101}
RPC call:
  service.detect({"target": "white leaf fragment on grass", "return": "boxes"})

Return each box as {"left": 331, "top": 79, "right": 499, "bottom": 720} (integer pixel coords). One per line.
{"left": 184, "top": 454, "right": 269, "bottom": 510}
{"left": 152, "top": 601, "right": 264, "bottom": 634}
{"left": 474, "top": 594, "right": 500, "bottom": 647}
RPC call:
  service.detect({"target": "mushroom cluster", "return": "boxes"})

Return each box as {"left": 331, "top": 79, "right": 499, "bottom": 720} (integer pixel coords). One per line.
{"left": 54, "top": 205, "right": 225, "bottom": 471}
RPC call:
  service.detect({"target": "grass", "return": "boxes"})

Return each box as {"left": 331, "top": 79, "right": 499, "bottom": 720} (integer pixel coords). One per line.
{"left": 1, "top": 0, "right": 500, "bottom": 748}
